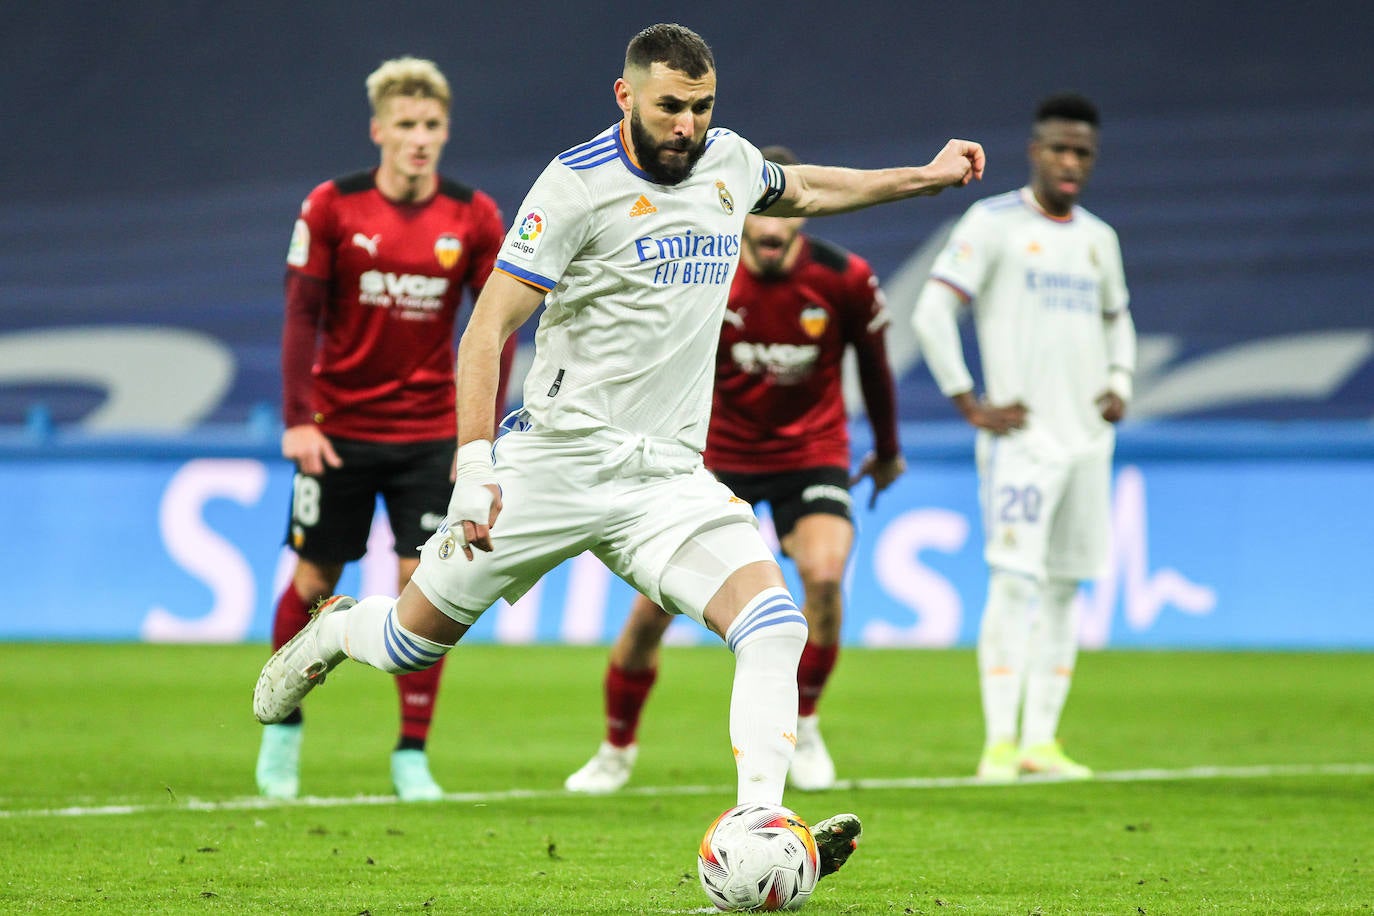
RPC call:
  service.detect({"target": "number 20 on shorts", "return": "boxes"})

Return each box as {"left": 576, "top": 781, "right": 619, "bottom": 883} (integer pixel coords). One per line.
{"left": 997, "top": 484, "right": 1043, "bottom": 524}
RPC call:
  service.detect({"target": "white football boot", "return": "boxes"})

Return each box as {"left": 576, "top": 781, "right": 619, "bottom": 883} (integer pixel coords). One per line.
{"left": 788, "top": 714, "right": 837, "bottom": 791}
{"left": 253, "top": 596, "right": 353, "bottom": 724}
{"left": 564, "top": 741, "right": 637, "bottom": 794}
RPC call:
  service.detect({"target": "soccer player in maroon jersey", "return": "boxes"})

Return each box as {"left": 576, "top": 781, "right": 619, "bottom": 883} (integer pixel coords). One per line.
{"left": 564, "top": 145, "right": 906, "bottom": 794}
{"left": 255, "top": 56, "right": 512, "bottom": 801}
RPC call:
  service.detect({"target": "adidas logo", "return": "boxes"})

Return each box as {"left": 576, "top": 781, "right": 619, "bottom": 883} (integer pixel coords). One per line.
{"left": 629, "top": 194, "right": 657, "bottom": 217}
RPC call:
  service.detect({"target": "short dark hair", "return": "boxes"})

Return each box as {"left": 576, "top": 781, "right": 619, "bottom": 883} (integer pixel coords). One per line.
{"left": 758, "top": 145, "right": 799, "bottom": 167}
{"left": 1035, "top": 92, "right": 1100, "bottom": 127}
{"left": 625, "top": 23, "right": 715, "bottom": 79}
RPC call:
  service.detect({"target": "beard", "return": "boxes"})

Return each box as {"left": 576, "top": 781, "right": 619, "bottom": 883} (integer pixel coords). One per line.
{"left": 743, "top": 233, "right": 792, "bottom": 277}
{"left": 629, "top": 109, "right": 706, "bottom": 185}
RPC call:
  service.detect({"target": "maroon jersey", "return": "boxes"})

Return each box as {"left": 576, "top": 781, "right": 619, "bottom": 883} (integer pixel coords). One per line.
{"left": 705, "top": 236, "right": 900, "bottom": 474}
{"left": 282, "top": 170, "right": 504, "bottom": 442}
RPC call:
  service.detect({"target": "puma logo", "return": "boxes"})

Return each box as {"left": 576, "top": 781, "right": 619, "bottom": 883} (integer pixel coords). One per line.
{"left": 352, "top": 233, "right": 380, "bottom": 257}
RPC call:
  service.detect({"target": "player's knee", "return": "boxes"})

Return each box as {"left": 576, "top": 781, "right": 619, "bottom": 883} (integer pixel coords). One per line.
{"left": 724, "top": 586, "right": 808, "bottom": 656}
{"left": 627, "top": 593, "right": 674, "bottom": 632}
{"left": 988, "top": 568, "right": 1040, "bottom": 610}
{"left": 1044, "top": 577, "right": 1080, "bottom": 609}
{"left": 797, "top": 543, "right": 844, "bottom": 584}
{"left": 615, "top": 596, "right": 673, "bottom": 667}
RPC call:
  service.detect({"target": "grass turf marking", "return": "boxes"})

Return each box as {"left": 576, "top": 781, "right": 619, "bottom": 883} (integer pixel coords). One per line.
{"left": 2, "top": 761, "right": 1370, "bottom": 820}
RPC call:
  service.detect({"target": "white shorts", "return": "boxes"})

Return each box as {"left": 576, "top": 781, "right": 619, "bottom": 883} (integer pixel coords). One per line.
{"left": 411, "top": 426, "right": 767, "bottom": 626}
{"left": 975, "top": 431, "right": 1112, "bottom": 582}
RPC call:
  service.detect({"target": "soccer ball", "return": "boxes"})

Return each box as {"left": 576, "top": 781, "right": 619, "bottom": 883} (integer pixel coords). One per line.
{"left": 697, "top": 803, "right": 820, "bottom": 911}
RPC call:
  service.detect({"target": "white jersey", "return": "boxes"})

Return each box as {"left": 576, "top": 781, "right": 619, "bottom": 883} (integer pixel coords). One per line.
{"left": 493, "top": 124, "right": 782, "bottom": 452}
{"left": 929, "top": 187, "right": 1130, "bottom": 457}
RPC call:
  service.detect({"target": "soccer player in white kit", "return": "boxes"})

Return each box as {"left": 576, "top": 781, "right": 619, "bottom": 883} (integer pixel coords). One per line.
{"left": 255, "top": 23, "right": 984, "bottom": 879}
{"left": 912, "top": 93, "right": 1136, "bottom": 783}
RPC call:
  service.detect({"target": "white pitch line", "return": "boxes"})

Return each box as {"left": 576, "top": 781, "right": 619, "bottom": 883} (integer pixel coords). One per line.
{"left": 1, "top": 762, "right": 1370, "bottom": 821}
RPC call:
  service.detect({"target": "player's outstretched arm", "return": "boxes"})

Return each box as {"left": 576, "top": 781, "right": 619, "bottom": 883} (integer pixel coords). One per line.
{"left": 451, "top": 271, "right": 545, "bottom": 555}
{"left": 768, "top": 140, "right": 985, "bottom": 217}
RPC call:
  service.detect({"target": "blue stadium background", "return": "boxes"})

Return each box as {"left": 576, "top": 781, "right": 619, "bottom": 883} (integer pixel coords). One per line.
{"left": 2, "top": 2, "right": 1371, "bottom": 646}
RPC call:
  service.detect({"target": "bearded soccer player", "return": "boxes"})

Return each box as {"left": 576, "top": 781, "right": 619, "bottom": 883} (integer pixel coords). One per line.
{"left": 256, "top": 24, "right": 982, "bottom": 882}
{"left": 912, "top": 93, "right": 1135, "bottom": 782}
{"left": 565, "top": 144, "right": 905, "bottom": 795}
{"left": 256, "top": 56, "right": 512, "bottom": 801}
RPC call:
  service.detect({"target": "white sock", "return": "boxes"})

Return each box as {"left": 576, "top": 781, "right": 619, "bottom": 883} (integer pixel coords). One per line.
{"left": 1021, "top": 577, "right": 1081, "bottom": 748}
{"left": 320, "top": 596, "right": 452, "bottom": 674}
{"left": 977, "top": 569, "right": 1037, "bottom": 747}
{"left": 725, "top": 587, "right": 807, "bottom": 806}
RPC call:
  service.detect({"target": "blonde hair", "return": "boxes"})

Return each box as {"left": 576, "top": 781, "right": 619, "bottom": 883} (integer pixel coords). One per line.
{"left": 365, "top": 56, "right": 451, "bottom": 116}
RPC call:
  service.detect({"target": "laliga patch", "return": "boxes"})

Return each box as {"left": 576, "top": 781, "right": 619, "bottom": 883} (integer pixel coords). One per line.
{"left": 716, "top": 181, "right": 734, "bottom": 214}
{"left": 508, "top": 208, "right": 547, "bottom": 258}
{"left": 435, "top": 233, "right": 462, "bottom": 269}
{"left": 286, "top": 219, "right": 310, "bottom": 267}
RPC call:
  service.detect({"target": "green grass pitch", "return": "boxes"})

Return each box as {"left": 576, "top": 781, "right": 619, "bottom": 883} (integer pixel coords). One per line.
{"left": 1, "top": 644, "right": 1370, "bottom": 914}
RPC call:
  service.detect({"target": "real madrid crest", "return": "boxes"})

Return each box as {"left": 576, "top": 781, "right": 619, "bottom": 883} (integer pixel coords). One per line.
{"left": 716, "top": 180, "right": 734, "bottom": 214}
{"left": 437, "top": 534, "right": 456, "bottom": 560}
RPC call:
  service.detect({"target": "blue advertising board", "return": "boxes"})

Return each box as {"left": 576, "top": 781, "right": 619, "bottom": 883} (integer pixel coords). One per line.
{"left": 4, "top": 426, "right": 1370, "bottom": 649}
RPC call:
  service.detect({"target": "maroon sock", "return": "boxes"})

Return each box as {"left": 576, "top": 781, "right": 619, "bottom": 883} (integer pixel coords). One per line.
{"left": 797, "top": 643, "right": 838, "bottom": 718}
{"left": 605, "top": 664, "right": 657, "bottom": 748}
{"left": 397, "top": 655, "right": 447, "bottom": 747}
{"left": 270, "top": 586, "right": 313, "bottom": 651}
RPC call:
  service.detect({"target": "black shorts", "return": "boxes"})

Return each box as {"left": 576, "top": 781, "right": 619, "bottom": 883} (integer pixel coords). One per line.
{"left": 284, "top": 436, "right": 453, "bottom": 564}
{"left": 711, "top": 465, "right": 853, "bottom": 549}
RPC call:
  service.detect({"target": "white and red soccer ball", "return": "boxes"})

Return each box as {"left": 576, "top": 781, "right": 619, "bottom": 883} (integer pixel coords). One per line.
{"left": 697, "top": 803, "right": 820, "bottom": 911}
